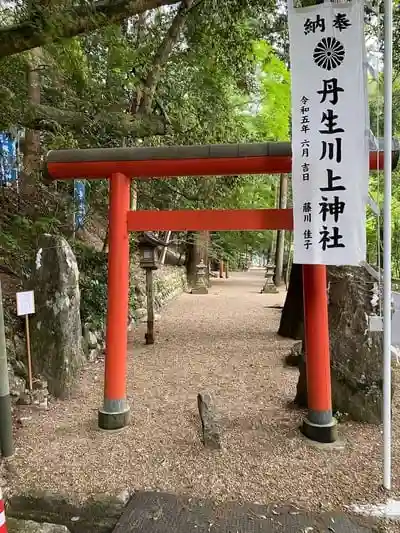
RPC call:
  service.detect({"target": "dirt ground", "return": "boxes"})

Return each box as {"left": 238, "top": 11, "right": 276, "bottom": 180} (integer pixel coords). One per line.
{"left": 4, "top": 269, "right": 400, "bottom": 518}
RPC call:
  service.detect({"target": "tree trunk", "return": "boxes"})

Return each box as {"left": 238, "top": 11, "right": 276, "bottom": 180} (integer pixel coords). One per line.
{"left": 102, "top": 225, "right": 109, "bottom": 253}
{"left": 160, "top": 231, "right": 172, "bottom": 265}
{"left": 15, "top": 104, "right": 166, "bottom": 138}
{"left": 185, "top": 231, "right": 209, "bottom": 287}
{"left": 145, "top": 268, "right": 154, "bottom": 345}
{"left": 130, "top": 180, "right": 137, "bottom": 210}
{"left": 225, "top": 261, "right": 229, "bottom": 279}
{"left": 138, "top": 0, "right": 194, "bottom": 114}
{"left": 185, "top": 232, "right": 197, "bottom": 286}
{"left": 22, "top": 48, "right": 42, "bottom": 195}
{"left": 274, "top": 173, "right": 288, "bottom": 286}
{"left": 219, "top": 260, "right": 224, "bottom": 278}
{"left": 284, "top": 232, "right": 293, "bottom": 289}
{"left": 294, "top": 341, "right": 307, "bottom": 407}
{"left": 269, "top": 181, "right": 280, "bottom": 264}
{"left": 278, "top": 262, "right": 303, "bottom": 340}
{"left": 0, "top": 0, "right": 180, "bottom": 59}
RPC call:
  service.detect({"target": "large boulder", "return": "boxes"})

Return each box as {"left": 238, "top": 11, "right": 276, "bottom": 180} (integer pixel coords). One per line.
{"left": 30, "top": 235, "right": 84, "bottom": 399}
{"left": 281, "top": 264, "right": 388, "bottom": 423}
{"left": 328, "top": 266, "right": 385, "bottom": 423}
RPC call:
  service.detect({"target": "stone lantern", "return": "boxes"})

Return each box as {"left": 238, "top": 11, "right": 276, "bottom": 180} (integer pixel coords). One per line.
{"left": 192, "top": 260, "right": 208, "bottom": 294}
{"left": 139, "top": 233, "right": 163, "bottom": 270}
{"left": 261, "top": 262, "right": 278, "bottom": 294}
{"left": 138, "top": 232, "right": 167, "bottom": 344}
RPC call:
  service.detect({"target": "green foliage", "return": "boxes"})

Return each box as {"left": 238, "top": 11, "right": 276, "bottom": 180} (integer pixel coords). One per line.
{"left": 206, "top": 43, "right": 290, "bottom": 257}
{"left": 0, "top": 187, "right": 70, "bottom": 277}
{"left": 73, "top": 243, "right": 108, "bottom": 329}
{"left": 210, "top": 174, "right": 277, "bottom": 259}
{"left": 0, "top": 0, "right": 290, "bottom": 322}
{"left": 368, "top": 71, "right": 400, "bottom": 277}
{"left": 249, "top": 40, "right": 290, "bottom": 141}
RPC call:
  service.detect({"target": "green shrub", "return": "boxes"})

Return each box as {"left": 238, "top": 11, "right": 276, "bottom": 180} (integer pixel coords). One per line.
{"left": 73, "top": 242, "right": 108, "bottom": 329}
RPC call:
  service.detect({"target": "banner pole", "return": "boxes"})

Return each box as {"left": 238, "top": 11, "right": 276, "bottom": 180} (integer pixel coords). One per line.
{"left": 383, "top": 0, "right": 393, "bottom": 491}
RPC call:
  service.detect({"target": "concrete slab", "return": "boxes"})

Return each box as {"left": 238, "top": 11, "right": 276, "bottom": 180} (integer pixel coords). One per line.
{"left": 349, "top": 499, "right": 400, "bottom": 521}
{"left": 112, "top": 491, "right": 377, "bottom": 533}
{"left": 299, "top": 431, "right": 347, "bottom": 451}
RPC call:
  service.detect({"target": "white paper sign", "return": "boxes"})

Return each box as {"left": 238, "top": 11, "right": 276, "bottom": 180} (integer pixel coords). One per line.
{"left": 16, "top": 291, "right": 35, "bottom": 316}
{"left": 288, "top": 0, "right": 369, "bottom": 265}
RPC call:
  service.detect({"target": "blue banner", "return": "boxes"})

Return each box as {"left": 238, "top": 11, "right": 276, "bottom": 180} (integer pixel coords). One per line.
{"left": 74, "top": 180, "right": 86, "bottom": 230}
{"left": 0, "top": 132, "right": 18, "bottom": 185}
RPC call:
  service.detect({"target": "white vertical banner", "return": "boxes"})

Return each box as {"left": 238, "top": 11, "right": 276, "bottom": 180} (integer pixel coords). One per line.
{"left": 288, "top": 0, "right": 369, "bottom": 265}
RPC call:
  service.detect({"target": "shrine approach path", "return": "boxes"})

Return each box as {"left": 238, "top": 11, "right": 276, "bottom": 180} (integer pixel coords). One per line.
{"left": 7, "top": 268, "right": 396, "bottom": 529}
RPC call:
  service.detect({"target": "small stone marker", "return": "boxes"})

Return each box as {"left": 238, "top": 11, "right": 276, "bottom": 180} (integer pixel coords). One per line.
{"left": 285, "top": 341, "right": 303, "bottom": 367}
{"left": 197, "top": 391, "right": 221, "bottom": 449}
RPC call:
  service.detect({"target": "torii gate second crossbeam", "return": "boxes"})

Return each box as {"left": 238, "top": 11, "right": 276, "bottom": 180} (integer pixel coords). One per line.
{"left": 45, "top": 141, "right": 395, "bottom": 444}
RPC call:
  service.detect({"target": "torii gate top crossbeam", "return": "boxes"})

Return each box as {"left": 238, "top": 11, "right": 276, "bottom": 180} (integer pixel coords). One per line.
{"left": 45, "top": 141, "right": 397, "bottom": 180}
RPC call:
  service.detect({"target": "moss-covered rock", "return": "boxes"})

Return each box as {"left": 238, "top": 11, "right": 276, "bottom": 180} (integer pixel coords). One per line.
{"left": 30, "top": 235, "right": 84, "bottom": 399}
{"left": 286, "top": 265, "right": 389, "bottom": 423}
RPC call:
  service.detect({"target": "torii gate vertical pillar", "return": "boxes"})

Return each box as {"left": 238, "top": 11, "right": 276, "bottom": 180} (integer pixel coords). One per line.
{"left": 301, "top": 264, "right": 337, "bottom": 443}
{"left": 98, "top": 173, "right": 131, "bottom": 430}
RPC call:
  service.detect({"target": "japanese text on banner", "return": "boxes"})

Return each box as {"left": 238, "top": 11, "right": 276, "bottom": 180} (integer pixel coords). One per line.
{"left": 288, "top": 0, "right": 369, "bottom": 266}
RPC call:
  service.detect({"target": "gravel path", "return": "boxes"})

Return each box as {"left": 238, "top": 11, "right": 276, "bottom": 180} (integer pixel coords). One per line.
{"left": 5, "top": 268, "right": 400, "bottom": 515}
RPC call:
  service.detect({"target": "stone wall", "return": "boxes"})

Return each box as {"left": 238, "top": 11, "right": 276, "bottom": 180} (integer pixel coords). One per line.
{"left": 5, "top": 325, "right": 30, "bottom": 400}
{"left": 132, "top": 264, "right": 188, "bottom": 323}
{"left": 81, "top": 264, "right": 187, "bottom": 360}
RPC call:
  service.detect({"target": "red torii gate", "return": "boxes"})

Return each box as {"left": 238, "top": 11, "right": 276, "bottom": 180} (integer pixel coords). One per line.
{"left": 45, "top": 141, "right": 391, "bottom": 444}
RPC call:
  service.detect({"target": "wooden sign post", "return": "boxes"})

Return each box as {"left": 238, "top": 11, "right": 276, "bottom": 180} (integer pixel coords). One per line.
{"left": 16, "top": 290, "right": 35, "bottom": 391}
